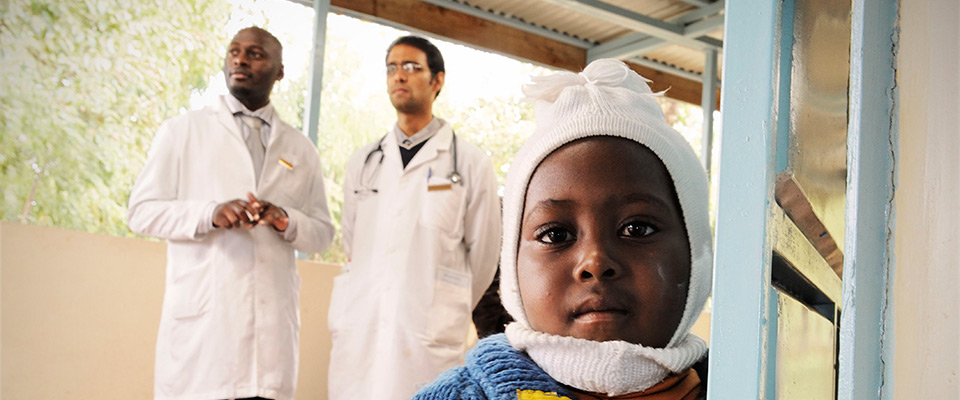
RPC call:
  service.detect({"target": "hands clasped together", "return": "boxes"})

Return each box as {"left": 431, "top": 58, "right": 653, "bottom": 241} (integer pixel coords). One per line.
{"left": 212, "top": 193, "right": 289, "bottom": 232}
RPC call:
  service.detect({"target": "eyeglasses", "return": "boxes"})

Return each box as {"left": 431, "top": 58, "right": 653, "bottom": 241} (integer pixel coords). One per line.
{"left": 386, "top": 62, "right": 425, "bottom": 76}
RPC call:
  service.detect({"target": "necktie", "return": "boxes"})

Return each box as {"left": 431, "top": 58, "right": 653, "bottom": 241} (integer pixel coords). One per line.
{"left": 240, "top": 114, "right": 265, "bottom": 183}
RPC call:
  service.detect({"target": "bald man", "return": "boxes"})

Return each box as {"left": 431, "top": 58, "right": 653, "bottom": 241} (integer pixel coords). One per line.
{"left": 128, "top": 27, "right": 334, "bottom": 400}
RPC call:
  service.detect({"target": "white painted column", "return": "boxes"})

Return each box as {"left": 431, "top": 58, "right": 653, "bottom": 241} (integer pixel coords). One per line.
{"left": 891, "top": 0, "right": 960, "bottom": 398}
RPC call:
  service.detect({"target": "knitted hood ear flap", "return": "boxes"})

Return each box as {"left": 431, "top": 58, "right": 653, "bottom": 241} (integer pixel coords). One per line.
{"left": 499, "top": 58, "right": 713, "bottom": 349}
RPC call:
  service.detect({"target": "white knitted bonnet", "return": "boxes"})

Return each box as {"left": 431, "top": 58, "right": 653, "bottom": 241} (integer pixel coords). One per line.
{"left": 500, "top": 58, "right": 713, "bottom": 348}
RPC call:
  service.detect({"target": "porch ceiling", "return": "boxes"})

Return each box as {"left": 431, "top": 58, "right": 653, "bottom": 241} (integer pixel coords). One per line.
{"left": 309, "top": 0, "right": 725, "bottom": 105}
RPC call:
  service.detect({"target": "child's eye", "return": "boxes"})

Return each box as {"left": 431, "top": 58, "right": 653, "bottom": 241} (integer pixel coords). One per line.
{"left": 536, "top": 227, "right": 575, "bottom": 244}
{"left": 619, "top": 221, "right": 657, "bottom": 238}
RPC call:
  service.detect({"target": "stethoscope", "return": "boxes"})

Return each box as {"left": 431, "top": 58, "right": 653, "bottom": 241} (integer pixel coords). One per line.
{"left": 354, "top": 131, "right": 461, "bottom": 194}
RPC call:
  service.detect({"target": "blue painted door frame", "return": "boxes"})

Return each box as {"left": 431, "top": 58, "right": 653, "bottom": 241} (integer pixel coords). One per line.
{"left": 706, "top": 0, "right": 783, "bottom": 397}
{"left": 838, "top": 0, "right": 898, "bottom": 399}
{"left": 707, "top": 0, "right": 897, "bottom": 398}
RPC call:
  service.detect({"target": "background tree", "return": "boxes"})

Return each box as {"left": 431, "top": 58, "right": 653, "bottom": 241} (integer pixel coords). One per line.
{"left": 0, "top": 0, "right": 230, "bottom": 235}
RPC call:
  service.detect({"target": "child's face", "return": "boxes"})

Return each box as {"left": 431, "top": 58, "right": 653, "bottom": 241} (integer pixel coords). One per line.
{"left": 517, "top": 136, "right": 691, "bottom": 348}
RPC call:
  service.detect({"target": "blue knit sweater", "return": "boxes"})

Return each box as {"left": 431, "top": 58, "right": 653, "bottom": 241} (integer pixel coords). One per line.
{"left": 412, "top": 333, "right": 573, "bottom": 399}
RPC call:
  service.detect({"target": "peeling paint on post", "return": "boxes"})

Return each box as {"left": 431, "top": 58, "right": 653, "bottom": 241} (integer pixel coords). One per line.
{"left": 838, "top": 0, "right": 898, "bottom": 399}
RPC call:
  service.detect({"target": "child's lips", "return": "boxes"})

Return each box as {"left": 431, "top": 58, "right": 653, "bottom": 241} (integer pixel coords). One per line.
{"left": 571, "top": 297, "right": 629, "bottom": 322}
{"left": 574, "top": 309, "right": 629, "bottom": 323}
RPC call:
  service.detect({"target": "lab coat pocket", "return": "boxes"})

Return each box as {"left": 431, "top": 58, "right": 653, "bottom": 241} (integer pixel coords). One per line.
{"left": 272, "top": 156, "right": 308, "bottom": 206}
{"left": 427, "top": 267, "right": 472, "bottom": 347}
{"left": 420, "top": 183, "right": 465, "bottom": 234}
{"left": 170, "top": 266, "right": 214, "bottom": 320}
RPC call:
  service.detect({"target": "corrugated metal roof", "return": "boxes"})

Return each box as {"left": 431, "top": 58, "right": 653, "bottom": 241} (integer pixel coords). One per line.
{"left": 427, "top": 0, "right": 724, "bottom": 79}
{"left": 476, "top": 0, "right": 697, "bottom": 42}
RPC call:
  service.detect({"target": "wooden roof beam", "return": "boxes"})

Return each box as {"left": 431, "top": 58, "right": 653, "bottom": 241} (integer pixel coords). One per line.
{"left": 326, "top": 0, "right": 712, "bottom": 106}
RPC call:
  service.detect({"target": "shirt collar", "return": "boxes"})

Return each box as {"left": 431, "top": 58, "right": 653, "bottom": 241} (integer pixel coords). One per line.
{"left": 393, "top": 117, "right": 444, "bottom": 150}
{"left": 224, "top": 94, "right": 274, "bottom": 127}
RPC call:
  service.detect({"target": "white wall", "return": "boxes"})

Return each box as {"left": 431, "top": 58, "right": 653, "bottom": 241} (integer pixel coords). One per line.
{"left": 893, "top": 0, "right": 960, "bottom": 397}
{"left": 0, "top": 221, "right": 339, "bottom": 399}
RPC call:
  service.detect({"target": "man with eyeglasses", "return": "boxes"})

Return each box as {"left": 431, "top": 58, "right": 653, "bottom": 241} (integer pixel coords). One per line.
{"left": 329, "top": 35, "right": 501, "bottom": 399}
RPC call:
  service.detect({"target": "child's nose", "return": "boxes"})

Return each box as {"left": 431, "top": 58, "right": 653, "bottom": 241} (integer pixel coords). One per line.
{"left": 574, "top": 244, "right": 620, "bottom": 281}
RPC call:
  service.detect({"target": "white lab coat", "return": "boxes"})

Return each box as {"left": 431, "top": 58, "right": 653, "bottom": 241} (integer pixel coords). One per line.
{"left": 128, "top": 96, "right": 334, "bottom": 400}
{"left": 330, "top": 121, "right": 501, "bottom": 399}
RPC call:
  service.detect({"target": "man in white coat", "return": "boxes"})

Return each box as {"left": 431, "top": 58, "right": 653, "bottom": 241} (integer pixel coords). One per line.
{"left": 329, "top": 36, "right": 501, "bottom": 399}
{"left": 128, "top": 27, "right": 334, "bottom": 400}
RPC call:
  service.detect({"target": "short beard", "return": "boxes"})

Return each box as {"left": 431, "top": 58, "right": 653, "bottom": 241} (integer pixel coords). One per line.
{"left": 228, "top": 85, "right": 272, "bottom": 110}
{"left": 391, "top": 98, "right": 427, "bottom": 115}
{"left": 228, "top": 86, "right": 253, "bottom": 98}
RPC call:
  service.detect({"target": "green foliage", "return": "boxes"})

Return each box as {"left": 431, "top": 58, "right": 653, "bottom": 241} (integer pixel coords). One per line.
{"left": 436, "top": 96, "right": 535, "bottom": 190}
{"left": 0, "top": 0, "right": 230, "bottom": 234}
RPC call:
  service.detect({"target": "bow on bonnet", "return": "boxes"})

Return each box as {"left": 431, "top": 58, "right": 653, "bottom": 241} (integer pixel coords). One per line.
{"left": 523, "top": 58, "right": 661, "bottom": 103}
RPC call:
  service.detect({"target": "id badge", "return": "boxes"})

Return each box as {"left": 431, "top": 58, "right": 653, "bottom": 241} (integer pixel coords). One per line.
{"left": 427, "top": 175, "right": 454, "bottom": 192}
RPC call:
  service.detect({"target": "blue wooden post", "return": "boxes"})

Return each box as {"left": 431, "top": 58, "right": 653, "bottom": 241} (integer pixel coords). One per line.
{"left": 700, "top": 49, "right": 717, "bottom": 175}
{"left": 303, "top": 0, "right": 330, "bottom": 145}
{"left": 838, "top": 0, "right": 898, "bottom": 398}
{"left": 297, "top": 0, "right": 330, "bottom": 260}
{"left": 706, "top": 0, "right": 782, "bottom": 398}
{"left": 774, "top": 0, "right": 795, "bottom": 174}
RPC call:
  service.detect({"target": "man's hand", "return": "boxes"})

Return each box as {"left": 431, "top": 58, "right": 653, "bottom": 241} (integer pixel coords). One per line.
{"left": 247, "top": 193, "right": 289, "bottom": 232}
{"left": 212, "top": 199, "right": 259, "bottom": 229}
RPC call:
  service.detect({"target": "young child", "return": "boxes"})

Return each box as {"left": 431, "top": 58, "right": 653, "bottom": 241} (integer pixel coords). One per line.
{"left": 413, "top": 58, "right": 713, "bottom": 400}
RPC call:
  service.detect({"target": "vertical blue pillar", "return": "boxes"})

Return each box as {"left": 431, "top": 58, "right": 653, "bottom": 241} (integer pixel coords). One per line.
{"left": 838, "top": 0, "right": 898, "bottom": 398}
{"left": 706, "top": 0, "right": 782, "bottom": 398}
{"left": 303, "top": 0, "right": 330, "bottom": 145}
{"left": 774, "top": 0, "right": 795, "bottom": 174}
{"left": 700, "top": 49, "right": 717, "bottom": 175}
{"left": 297, "top": 0, "right": 330, "bottom": 260}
